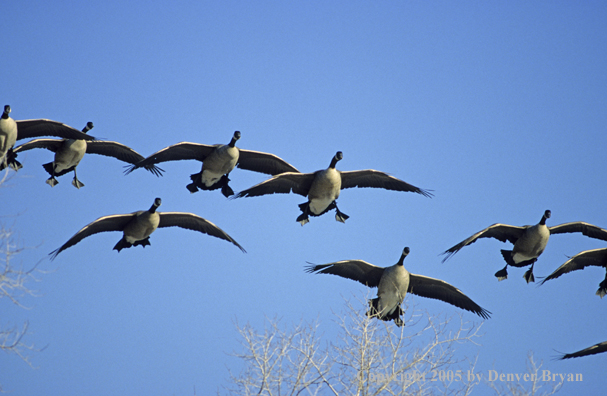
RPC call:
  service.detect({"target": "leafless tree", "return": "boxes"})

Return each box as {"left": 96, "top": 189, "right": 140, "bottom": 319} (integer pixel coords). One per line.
{"left": 485, "top": 352, "right": 564, "bottom": 396}
{"left": 223, "top": 294, "right": 485, "bottom": 396}
{"left": 0, "top": 171, "right": 43, "bottom": 391}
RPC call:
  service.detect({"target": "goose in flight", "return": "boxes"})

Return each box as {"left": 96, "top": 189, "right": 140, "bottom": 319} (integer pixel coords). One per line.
{"left": 0, "top": 105, "right": 96, "bottom": 171}
{"left": 124, "top": 131, "right": 299, "bottom": 197}
{"left": 13, "top": 122, "right": 162, "bottom": 188}
{"left": 50, "top": 198, "right": 245, "bottom": 259}
{"left": 557, "top": 340, "right": 607, "bottom": 360}
{"left": 233, "top": 151, "right": 433, "bottom": 225}
{"left": 441, "top": 210, "right": 607, "bottom": 283}
{"left": 305, "top": 247, "right": 490, "bottom": 326}
{"left": 540, "top": 247, "right": 607, "bottom": 298}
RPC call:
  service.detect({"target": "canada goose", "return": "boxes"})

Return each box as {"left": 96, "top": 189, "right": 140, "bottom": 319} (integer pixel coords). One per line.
{"left": 441, "top": 210, "right": 607, "bottom": 283}
{"left": 557, "top": 340, "right": 607, "bottom": 360}
{"left": 233, "top": 151, "right": 433, "bottom": 225}
{"left": 50, "top": 198, "right": 245, "bottom": 259}
{"left": 124, "top": 131, "right": 299, "bottom": 197}
{"left": 540, "top": 248, "right": 607, "bottom": 298}
{"left": 13, "top": 122, "right": 163, "bottom": 188}
{"left": 0, "top": 105, "right": 96, "bottom": 171}
{"left": 305, "top": 247, "right": 490, "bottom": 326}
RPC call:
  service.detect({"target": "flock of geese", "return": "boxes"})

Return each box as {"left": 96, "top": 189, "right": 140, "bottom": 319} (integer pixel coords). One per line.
{"left": 2, "top": 104, "right": 606, "bottom": 360}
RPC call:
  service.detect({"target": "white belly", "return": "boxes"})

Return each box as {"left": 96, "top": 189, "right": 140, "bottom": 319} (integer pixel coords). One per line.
{"left": 0, "top": 118, "right": 17, "bottom": 160}
{"left": 54, "top": 140, "right": 86, "bottom": 172}
{"left": 377, "top": 266, "right": 410, "bottom": 317}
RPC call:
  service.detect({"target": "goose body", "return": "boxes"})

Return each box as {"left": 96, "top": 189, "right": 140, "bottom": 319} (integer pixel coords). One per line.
{"left": 0, "top": 105, "right": 96, "bottom": 171}
{"left": 125, "top": 131, "right": 299, "bottom": 197}
{"left": 441, "top": 210, "right": 607, "bottom": 283}
{"left": 540, "top": 247, "right": 607, "bottom": 298}
{"left": 13, "top": 122, "right": 162, "bottom": 188}
{"left": 50, "top": 198, "right": 245, "bottom": 259}
{"left": 558, "top": 340, "right": 607, "bottom": 360}
{"left": 306, "top": 247, "right": 490, "bottom": 326}
{"left": 234, "top": 151, "right": 432, "bottom": 225}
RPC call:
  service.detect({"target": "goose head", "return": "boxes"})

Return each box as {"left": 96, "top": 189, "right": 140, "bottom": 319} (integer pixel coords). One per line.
{"left": 540, "top": 209, "right": 551, "bottom": 225}
{"left": 149, "top": 197, "right": 162, "bottom": 213}
{"left": 397, "top": 246, "right": 410, "bottom": 266}
{"left": 2, "top": 105, "right": 10, "bottom": 119}
{"left": 329, "top": 151, "right": 343, "bottom": 168}
{"left": 229, "top": 131, "right": 241, "bottom": 147}
{"left": 82, "top": 122, "right": 94, "bottom": 133}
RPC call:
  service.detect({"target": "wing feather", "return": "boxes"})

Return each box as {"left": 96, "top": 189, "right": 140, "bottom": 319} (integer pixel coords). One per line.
{"left": 541, "top": 248, "right": 607, "bottom": 284}
{"left": 233, "top": 172, "right": 315, "bottom": 198}
{"left": 304, "top": 260, "right": 385, "bottom": 287}
{"left": 50, "top": 214, "right": 135, "bottom": 259}
{"left": 408, "top": 274, "right": 491, "bottom": 319}
{"left": 339, "top": 170, "right": 433, "bottom": 198}
{"left": 237, "top": 149, "right": 299, "bottom": 175}
{"left": 16, "top": 119, "right": 95, "bottom": 141}
{"left": 441, "top": 224, "right": 526, "bottom": 262}
{"left": 124, "top": 142, "right": 216, "bottom": 174}
{"left": 158, "top": 212, "right": 246, "bottom": 252}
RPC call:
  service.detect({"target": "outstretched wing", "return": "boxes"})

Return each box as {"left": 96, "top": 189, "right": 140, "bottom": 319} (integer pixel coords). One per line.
{"left": 16, "top": 119, "right": 96, "bottom": 141}
{"left": 237, "top": 148, "right": 299, "bottom": 175}
{"left": 541, "top": 248, "right": 607, "bottom": 284}
{"left": 558, "top": 340, "right": 607, "bottom": 360}
{"left": 158, "top": 212, "right": 246, "bottom": 253}
{"left": 124, "top": 142, "right": 217, "bottom": 174}
{"left": 13, "top": 138, "right": 64, "bottom": 153}
{"left": 340, "top": 170, "right": 433, "bottom": 198}
{"left": 233, "top": 172, "right": 315, "bottom": 198}
{"left": 304, "top": 259, "right": 385, "bottom": 288}
{"left": 50, "top": 214, "right": 135, "bottom": 259}
{"left": 441, "top": 224, "right": 526, "bottom": 262}
{"left": 549, "top": 222, "right": 607, "bottom": 242}
{"left": 408, "top": 274, "right": 491, "bottom": 319}
{"left": 86, "top": 141, "right": 163, "bottom": 176}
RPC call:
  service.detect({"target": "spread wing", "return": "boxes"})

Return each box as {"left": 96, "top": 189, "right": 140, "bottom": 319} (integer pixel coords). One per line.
{"left": 441, "top": 224, "right": 526, "bottom": 262}
{"left": 541, "top": 248, "right": 607, "bottom": 284}
{"left": 86, "top": 141, "right": 163, "bottom": 176}
{"left": 16, "top": 119, "right": 96, "bottom": 141}
{"left": 13, "top": 138, "right": 64, "bottom": 153}
{"left": 233, "top": 172, "right": 315, "bottom": 198}
{"left": 237, "top": 148, "right": 299, "bottom": 175}
{"left": 408, "top": 274, "right": 491, "bottom": 319}
{"left": 339, "top": 170, "right": 433, "bottom": 198}
{"left": 124, "top": 142, "right": 217, "bottom": 174}
{"left": 158, "top": 212, "right": 246, "bottom": 253}
{"left": 304, "top": 259, "right": 385, "bottom": 288}
{"left": 558, "top": 340, "right": 607, "bottom": 360}
{"left": 50, "top": 214, "right": 135, "bottom": 259}
{"left": 549, "top": 222, "right": 607, "bottom": 242}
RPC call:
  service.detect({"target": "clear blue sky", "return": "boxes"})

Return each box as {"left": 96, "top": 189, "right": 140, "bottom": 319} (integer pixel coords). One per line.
{"left": 2, "top": 1, "right": 606, "bottom": 394}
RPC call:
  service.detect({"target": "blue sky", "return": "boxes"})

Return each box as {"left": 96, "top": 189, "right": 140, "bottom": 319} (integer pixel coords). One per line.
{"left": 2, "top": 1, "right": 606, "bottom": 394}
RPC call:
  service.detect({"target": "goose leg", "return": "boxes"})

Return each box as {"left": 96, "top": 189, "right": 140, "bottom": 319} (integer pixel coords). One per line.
{"left": 333, "top": 202, "right": 349, "bottom": 223}
{"left": 44, "top": 162, "right": 59, "bottom": 187}
{"left": 596, "top": 271, "right": 607, "bottom": 298}
{"left": 186, "top": 172, "right": 202, "bottom": 193}
{"left": 523, "top": 263, "right": 535, "bottom": 283}
{"left": 133, "top": 237, "right": 151, "bottom": 248}
{"left": 494, "top": 265, "right": 508, "bottom": 281}
{"left": 296, "top": 202, "right": 310, "bottom": 226}
{"left": 220, "top": 175, "right": 234, "bottom": 198}
{"left": 7, "top": 150, "right": 22, "bottom": 171}
{"left": 71, "top": 168, "right": 84, "bottom": 189}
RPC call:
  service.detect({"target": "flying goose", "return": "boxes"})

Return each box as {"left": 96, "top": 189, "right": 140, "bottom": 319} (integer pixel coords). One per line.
{"left": 124, "top": 131, "right": 299, "bottom": 197}
{"left": 0, "top": 105, "right": 96, "bottom": 171}
{"left": 540, "top": 247, "right": 607, "bottom": 298}
{"left": 441, "top": 210, "right": 607, "bottom": 283}
{"left": 557, "top": 340, "right": 607, "bottom": 360}
{"left": 13, "top": 122, "right": 163, "bottom": 188}
{"left": 50, "top": 198, "right": 245, "bottom": 259}
{"left": 305, "top": 247, "right": 490, "bottom": 326}
{"left": 233, "top": 151, "right": 433, "bottom": 225}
